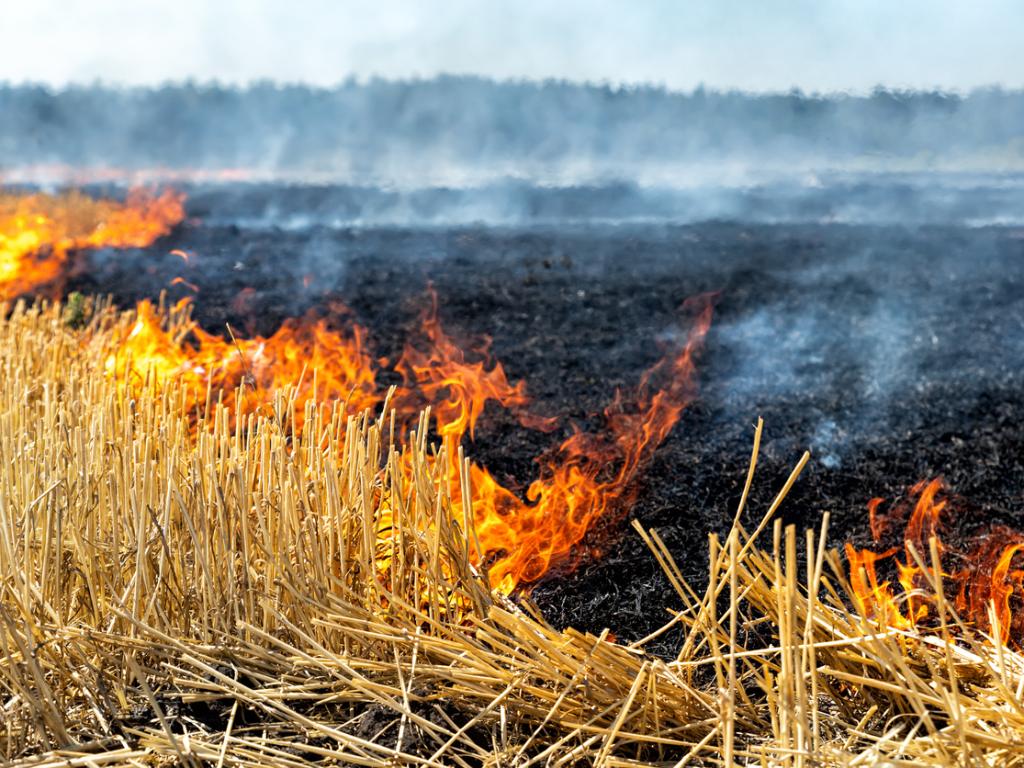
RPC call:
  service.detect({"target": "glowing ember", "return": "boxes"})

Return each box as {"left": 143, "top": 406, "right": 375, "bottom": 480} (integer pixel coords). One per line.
{"left": 169, "top": 276, "right": 200, "bottom": 292}
{"left": 847, "top": 478, "right": 1024, "bottom": 644}
{"left": 0, "top": 188, "right": 185, "bottom": 299}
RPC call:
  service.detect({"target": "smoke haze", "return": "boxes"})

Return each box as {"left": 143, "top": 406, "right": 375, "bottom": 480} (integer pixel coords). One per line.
{"left": 3, "top": 80, "right": 1024, "bottom": 181}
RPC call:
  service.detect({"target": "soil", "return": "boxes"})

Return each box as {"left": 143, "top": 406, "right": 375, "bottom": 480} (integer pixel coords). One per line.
{"left": 65, "top": 185, "right": 1024, "bottom": 656}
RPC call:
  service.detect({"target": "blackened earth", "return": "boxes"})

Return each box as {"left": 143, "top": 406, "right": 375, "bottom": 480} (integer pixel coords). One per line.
{"left": 67, "top": 186, "right": 1024, "bottom": 655}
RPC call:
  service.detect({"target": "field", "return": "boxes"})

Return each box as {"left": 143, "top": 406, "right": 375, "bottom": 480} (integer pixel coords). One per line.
{"left": 67, "top": 185, "right": 1024, "bottom": 647}
{"left": 4, "top": 180, "right": 1024, "bottom": 764}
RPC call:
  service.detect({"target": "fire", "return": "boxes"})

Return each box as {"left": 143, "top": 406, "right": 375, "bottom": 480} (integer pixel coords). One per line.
{"left": 0, "top": 188, "right": 185, "bottom": 299}
{"left": 402, "top": 293, "right": 715, "bottom": 593}
{"left": 847, "top": 478, "right": 1024, "bottom": 644}
{"left": 0, "top": 179, "right": 715, "bottom": 597}
{"left": 397, "top": 288, "right": 558, "bottom": 440}
{"left": 102, "top": 290, "right": 713, "bottom": 595}
{"left": 104, "top": 298, "right": 201, "bottom": 396}
{"left": 106, "top": 298, "right": 380, "bottom": 430}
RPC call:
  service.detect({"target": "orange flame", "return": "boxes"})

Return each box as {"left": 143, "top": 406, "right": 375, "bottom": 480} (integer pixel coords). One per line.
{"left": 411, "top": 290, "right": 716, "bottom": 593}
{"left": 955, "top": 528, "right": 1024, "bottom": 645}
{"left": 848, "top": 478, "right": 1024, "bottom": 645}
{"left": 0, "top": 188, "right": 185, "bottom": 299}
{"left": 0, "top": 180, "right": 713, "bottom": 598}
{"left": 106, "top": 298, "right": 380, "bottom": 432}
{"left": 845, "top": 544, "right": 911, "bottom": 629}
{"left": 3, "top": 184, "right": 717, "bottom": 602}
{"left": 397, "top": 288, "right": 558, "bottom": 440}
{"left": 103, "top": 290, "right": 713, "bottom": 595}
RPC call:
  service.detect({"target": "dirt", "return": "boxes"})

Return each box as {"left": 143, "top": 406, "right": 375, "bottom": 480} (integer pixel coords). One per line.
{"left": 64, "top": 186, "right": 1024, "bottom": 655}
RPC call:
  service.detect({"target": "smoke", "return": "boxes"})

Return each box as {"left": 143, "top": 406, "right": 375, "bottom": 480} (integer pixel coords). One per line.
{"left": 2, "top": 80, "right": 1024, "bottom": 187}
{"left": 83, "top": 174, "right": 1024, "bottom": 230}
{"left": 710, "top": 228, "right": 1024, "bottom": 470}
{"left": 3, "top": 79, "right": 1023, "bottom": 229}
{"left": 4, "top": 77, "right": 1022, "bottom": 432}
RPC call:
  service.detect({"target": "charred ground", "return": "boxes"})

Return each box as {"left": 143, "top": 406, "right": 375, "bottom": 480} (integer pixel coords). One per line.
{"left": 65, "top": 185, "right": 1024, "bottom": 654}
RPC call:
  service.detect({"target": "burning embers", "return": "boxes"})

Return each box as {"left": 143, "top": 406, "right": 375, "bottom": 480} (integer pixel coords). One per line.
{"left": 0, "top": 188, "right": 184, "bottom": 298}
{"left": 3, "top": 186, "right": 714, "bottom": 596}
{"left": 847, "top": 478, "right": 1024, "bottom": 645}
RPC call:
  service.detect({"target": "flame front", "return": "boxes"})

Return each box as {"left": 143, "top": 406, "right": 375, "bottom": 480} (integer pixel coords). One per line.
{"left": 462, "top": 295, "right": 714, "bottom": 592}
{"left": 0, "top": 188, "right": 185, "bottom": 299}
{"left": 7, "top": 186, "right": 714, "bottom": 600}
{"left": 847, "top": 478, "right": 1024, "bottom": 645}
{"left": 390, "top": 291, "right": 713, "bottom": 592}
{"left": 103, "top": 289, "right": 713, "bottom": 595}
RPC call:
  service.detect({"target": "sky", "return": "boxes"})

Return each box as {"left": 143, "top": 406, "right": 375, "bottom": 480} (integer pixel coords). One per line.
{"left": 1, "top": 0, "right": 1021, "bottom": 92}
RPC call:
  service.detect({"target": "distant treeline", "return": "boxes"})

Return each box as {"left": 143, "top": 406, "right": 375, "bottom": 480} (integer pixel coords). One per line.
{"left": 1, "top": 77, "right": 1022, "bottom": 177}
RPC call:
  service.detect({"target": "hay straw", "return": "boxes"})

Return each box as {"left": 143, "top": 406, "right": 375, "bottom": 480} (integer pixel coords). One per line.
{"left": 3, "top": 298, "right": 1024, "bottom": 766}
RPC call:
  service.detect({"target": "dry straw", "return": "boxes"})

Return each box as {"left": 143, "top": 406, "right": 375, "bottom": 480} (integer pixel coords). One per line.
{"left": 2, "top": 298, "right": 1024, "bottom": 766}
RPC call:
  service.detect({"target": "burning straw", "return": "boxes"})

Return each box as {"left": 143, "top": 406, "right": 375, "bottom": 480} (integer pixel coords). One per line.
{"left": 3, "top": 298, "right": 1024, "bottom": 766}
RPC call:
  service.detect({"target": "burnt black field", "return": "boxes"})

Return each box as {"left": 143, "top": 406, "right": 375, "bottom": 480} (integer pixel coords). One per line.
{"left": 62, "top": 179, "right": 1024, "bottom": 653}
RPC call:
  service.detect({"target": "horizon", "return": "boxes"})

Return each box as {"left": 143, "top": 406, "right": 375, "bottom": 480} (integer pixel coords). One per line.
{"left": 3, "top": 75, "right": 1022, "bottom": 98}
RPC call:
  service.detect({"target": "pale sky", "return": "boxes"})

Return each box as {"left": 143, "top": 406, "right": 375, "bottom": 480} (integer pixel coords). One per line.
{"left": 1, "top": 0, "right": 1020, "bottom": 92}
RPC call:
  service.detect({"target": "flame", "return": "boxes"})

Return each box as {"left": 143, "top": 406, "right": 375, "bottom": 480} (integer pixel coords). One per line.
{"left": 397, "top": 288, "right": 558, "bottom": 440}
{"left": 2, "top": 184, "right": 717, "bottom": 604}
{"left": 104, "top": 298, "right": 200, "bottom": 394}
{"left": 848, "top": 478, "right": 1024, "bottom": 645}
{"left": 0, "top": 188, "right": 185, "bottom": 299}
{"left": 106, "top": 298, "right": 380, "bottom": 431}
{"left": 954, "top": 528, "right": 1024, "bottom": 645}
{"left": 0, "top": 177, "right": 714, "bottom": 598}
{"left": 429, "top": 294, "right": 715, "bottom": 593}
{"left": 102, "top": 290, "right": 713, "bottom": 595}
{"left": 845, "top": 545, "right": 911, "bottom": 629}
